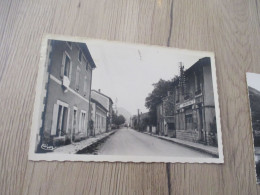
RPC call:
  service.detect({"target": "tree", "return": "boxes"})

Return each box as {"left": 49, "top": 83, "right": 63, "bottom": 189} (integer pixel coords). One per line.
{"left": 112, "top": 110, "right": 126, "bottom": 126}
{"left": 145, "top": 79, "right": 175, "bottom": 125}
{"left": 117, "top": 115, "right": 126, "bottom": 125}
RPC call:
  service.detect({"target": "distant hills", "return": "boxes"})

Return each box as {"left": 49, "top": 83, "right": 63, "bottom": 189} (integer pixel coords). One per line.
{"left": 117, "top": 107, "right": 132, "bottom": 124}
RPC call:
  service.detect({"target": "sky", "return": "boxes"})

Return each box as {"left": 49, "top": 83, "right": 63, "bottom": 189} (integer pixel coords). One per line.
{"left": 86, "top": 40, "right": 209, "bottom": 115}
{"left": 247, "top": 73, "right": 260, "bottom": 91}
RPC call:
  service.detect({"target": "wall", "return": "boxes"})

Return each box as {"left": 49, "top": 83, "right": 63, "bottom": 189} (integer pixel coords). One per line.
{"left": 203, "top": 63, "right": 215, "bottom": 107}
{"left": 91, "top": 90, "right": 110, "bottom": 111}
{"left": 95, "top": 105, "right": 107, "bottom": 134}
{"left": 42, "top": 40, "right": 93, "bottom": 145}
{"left": 176, "top": 130, "right": 200, "bottom": 142}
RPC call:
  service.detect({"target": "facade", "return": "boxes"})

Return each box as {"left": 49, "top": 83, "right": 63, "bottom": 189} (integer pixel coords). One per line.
{"left": 91, "top": 89, "right": 113, "bottom": 131}
{"left": 174, "top": 58, "right": 217, "bottom": 146}
{"left": 37, "top": 40, "right": 96, "bottom": 150}
{"left": 130, "top": 115, "right": 138, "bottom": 130}
{"left": 155, "top": 57, "right": 217, "bottom": 146}
{"left": 90, "top": 98, "right": 108, "bottom": 136}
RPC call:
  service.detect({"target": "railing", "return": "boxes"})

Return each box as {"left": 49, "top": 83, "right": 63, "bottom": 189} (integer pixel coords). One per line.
{"left": 184, "top": 94, "right": 190, "bottom": 100}
{"left": 195, "top": 89, "right": 202, "bottom": 96}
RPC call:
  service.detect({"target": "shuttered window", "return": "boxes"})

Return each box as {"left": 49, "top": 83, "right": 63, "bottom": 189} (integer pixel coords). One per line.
{"left": 61, "top": 52, "right": 71, "bottom": 78}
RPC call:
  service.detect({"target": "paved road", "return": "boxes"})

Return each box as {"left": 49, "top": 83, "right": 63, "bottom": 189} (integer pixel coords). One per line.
{"left": 97, "top": 128, "right": 211, "bottom": 157}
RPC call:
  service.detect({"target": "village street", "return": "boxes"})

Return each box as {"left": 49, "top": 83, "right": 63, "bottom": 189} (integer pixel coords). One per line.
{"left": 83, "top": 128, "right": 212, "bottom": 157}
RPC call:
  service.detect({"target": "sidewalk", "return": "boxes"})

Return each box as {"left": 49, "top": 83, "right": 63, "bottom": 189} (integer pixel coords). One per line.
{"left": 144, "top": 132, "right": 219, "bottom": 157}
{"left": 54, "top": 130, "right": 116, "bottom": 154}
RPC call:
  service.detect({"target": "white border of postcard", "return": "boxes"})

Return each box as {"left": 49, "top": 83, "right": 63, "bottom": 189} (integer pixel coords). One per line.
{"left": 28, "top": 34, "right": 224, "bottom": 163}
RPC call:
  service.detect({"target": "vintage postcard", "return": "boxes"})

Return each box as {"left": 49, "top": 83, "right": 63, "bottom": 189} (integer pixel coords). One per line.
{"left": 246, "top": 72, "right": 260, "bottom": 183}
{"left": 29, "top": 35, "right": 224, "bottom": 163}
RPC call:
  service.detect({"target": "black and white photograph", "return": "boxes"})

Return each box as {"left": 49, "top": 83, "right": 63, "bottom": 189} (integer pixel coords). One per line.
{"left": 247, "top": 73, "right": 260, "bottom": 183}
{"left": 29, "top": 35, "right": 223, "bottom": 163}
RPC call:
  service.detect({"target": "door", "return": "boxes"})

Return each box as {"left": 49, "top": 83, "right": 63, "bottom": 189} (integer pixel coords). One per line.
{"left": 56, "top": 105, "right": 69, "bottom": 136}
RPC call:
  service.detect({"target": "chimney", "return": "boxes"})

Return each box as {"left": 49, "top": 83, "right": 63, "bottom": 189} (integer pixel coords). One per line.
{"left": 98, "top": 89, "right": 101, "bottom": 93}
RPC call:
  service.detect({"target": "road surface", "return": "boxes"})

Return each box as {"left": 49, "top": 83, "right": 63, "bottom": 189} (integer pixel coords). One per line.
{"left": 95, "top": 128, "right": 212, "bottom": 158}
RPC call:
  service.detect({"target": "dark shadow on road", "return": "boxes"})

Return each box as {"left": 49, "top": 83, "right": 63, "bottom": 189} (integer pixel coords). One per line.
{"left": 76, "top": 131, "right": 116, "bottom": 155}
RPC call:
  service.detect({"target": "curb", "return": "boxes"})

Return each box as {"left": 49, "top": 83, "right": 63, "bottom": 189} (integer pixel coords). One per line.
{"left": 144, "top": 132, "right": 219, "bottom": 158}
{"left": 77, "top": 131, "right": 116, "bottom": 154}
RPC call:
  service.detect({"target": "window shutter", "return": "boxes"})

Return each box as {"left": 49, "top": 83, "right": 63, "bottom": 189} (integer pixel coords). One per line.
{"left": 69, "top": 62, "right": 72, "bottom": 79}
{"left": 51, "top": 104, "right": 59, "bottom": 135}
{"left": 76, "top": 70, "right": 79, "bottom": 90}
{"left": 79, "top": 112, "right": 82, "bottom": 132}
{"left": 61, "top": 53, "right": 65, "bottom": 78}
{"left": 66, "top": 108, "right": 70, "bottom": 133}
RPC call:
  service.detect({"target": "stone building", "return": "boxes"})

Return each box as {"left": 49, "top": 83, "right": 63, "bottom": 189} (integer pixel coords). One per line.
{"left": 91, "top": 89, "right": 113, "bottom": 131}
{"left": 90, "top": 98, "right": 108, "bottom": 136}
{"left": 174, "top": 57, "right": 217, "bottom": 146}
{"left": 155, "top": 57, "right": 217, "bottom": 146}
{"left": 37, "top": 40, "right": 96, "bottom": 151}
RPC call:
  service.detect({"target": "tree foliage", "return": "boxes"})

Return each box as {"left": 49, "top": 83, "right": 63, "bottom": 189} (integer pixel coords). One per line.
{"left": 145, "top": 79, "right": 175, "bottom": 125}
{"left": 112, "top": 110, "right": 126, "bottom": 126}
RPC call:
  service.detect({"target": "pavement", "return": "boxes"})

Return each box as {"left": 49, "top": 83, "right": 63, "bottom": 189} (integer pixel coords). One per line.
{"left": 53, "top": 130, "right": 116, "bottom": 154}
{"left": 143, "top": 132, "right": 219, "bottom": 157}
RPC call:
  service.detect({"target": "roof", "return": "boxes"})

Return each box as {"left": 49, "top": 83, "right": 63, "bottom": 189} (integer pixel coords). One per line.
{"left": 172, "top": 57, "right": 211, "bottom": 85}
{"left": 91, "top": 90, "right": 113, "bottom": 104}
{"left": 91, "top": 98, "right": 108, "bottom": 112}
{"left": 78, "top": 43, "right": 96, "bottom": 69}
{"left": 185, "top": 57, "right": 210, "bottom": 74}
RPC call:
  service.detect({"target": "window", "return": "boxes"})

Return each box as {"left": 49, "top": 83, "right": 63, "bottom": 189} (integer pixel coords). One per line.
{"left": 75, "top": 67, "right": 80, "bottom": 91}
{"left": 61, "top": 52, "right": 71, "bottom": 78}
{"left": 72, "top": 107, "right": 77, "bottom": 135}
{"left": 79, "top": 110, "right": 87, "bottom": 132}
{"left": 185, "top": 114, "right": 193, "bottom": 130}
{"left": 78, "top": 49, "right": 82, "bottom": 62}
{"left": 64, "top": 55, "right": 70, "bottom": 77}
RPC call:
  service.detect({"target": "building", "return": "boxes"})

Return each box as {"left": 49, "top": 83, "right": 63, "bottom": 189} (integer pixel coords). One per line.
{"left": 91, "top": 89, "right": 113, "bottom": 131}
{"left": 90, "top": 98, "right": 108, "bottom": 136}
{"left": 131, "top": 112, "right": 154, "bottom": 132}
{"left": 37, "top": 40, "right": 96, "bottom": 150}
{"left": 174, "top": 57, "right": 217, "bottom": 146}
{"left": 130, "top": 115, "right": 138, "bottom": 130}
{"left": 155, "top": 57, "right": 217, "bottom": 146}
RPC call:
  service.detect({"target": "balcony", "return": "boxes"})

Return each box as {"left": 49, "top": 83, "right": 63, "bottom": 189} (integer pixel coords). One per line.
{"left": 184, "top": 94, "right": 190, "bottom": 100}
{"left": 195, "top": 89, "right": 202, "bottom": 96}
{"left": 62, "top": 76, "right": 70, "bottom": 89}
